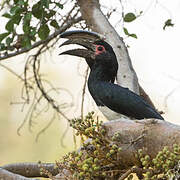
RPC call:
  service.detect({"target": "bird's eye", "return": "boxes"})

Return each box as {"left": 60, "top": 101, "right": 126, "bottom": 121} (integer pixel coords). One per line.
{"left": 97, "top": 46, "right": 103, "bottom": 51}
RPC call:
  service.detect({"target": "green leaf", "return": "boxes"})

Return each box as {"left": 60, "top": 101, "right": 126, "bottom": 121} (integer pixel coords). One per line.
{"left": 24, "top": 12, "right": 32, "bottom": 21}
{"left": 22, "top": 36, "right": 31, "bottom": 49}
{"left": 23, "top": 23, "right": 30, "bottom": 34}
{"left": 41, "top": 0, "right": 50, "bottom": 8}
{"left": 32, "top": 2, "right": 43, "bottom": 19}
{"left": 0, "top": 43, "right": 6, "bottom": 51}
{"left": 50, "top": 19, "right": 59, "bottom": 29}
{"left": 30, "top": 27, "right": 36, "bottom": 36}
{"left": 12, "top": 14, "right": 22, "bottom": 25}
{"left": 123, "top": 28, "right": 137, "bottom": 39}
{"left": 2, "top": 13, "right": 12, "bottom": 18}
{"left": 38, "top": 24, "right": 50, "bottom": 40}
{"left": 30, "top": 35, "right": 36, "bottom": 42}
{"left": 10, "top": 5, "right": 21, "bottom": 15}
{"left": 17, "top": 0, "right": 25, "bottom": 5}
{"left": 23, "top": 13, "right": 32, "bottom": 34}
{"left": 124, "top": 13, "right": 136, "bottom": 22}
{"left": 45, "top": 10, "right": 56, "bottom": 18}
{"left": 13, "top": 0, "right": 19, "bottom": 4}
{"left": 29, "top": 27, "right": 36, "bottom": 42}
{"left": 129, "top": 34, "right": 137, "bottom": 39}
{"left": 6, "top": 37, "right": 13, "bottom": 46}
{"left": 163, "top": 19, "right": 174, "bottom": 30}
{"left": 123, "top": 27, "right": 129, "bottom": 35}
{"left": 5, "top": 20, "right": 14, "bottom": 32}
{"left": 0, "top": 32, "right": 10, "bottom": 43}
{"left": 55, "top": 2, "right": 63, "bottom": 9}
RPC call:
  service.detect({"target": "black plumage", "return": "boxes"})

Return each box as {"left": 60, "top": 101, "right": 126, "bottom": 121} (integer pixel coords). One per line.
{"left": 60, "top": 30, "right": 164, "bottom": 120}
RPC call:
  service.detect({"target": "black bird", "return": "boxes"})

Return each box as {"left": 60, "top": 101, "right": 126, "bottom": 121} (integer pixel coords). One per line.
{"left": 60, "top": 30, "right": 164, "bottom": 120}
{"left": 60, "top": 31, "right": 120, "bottom": 120}
{"left": 60, "top": 30, "right": 118, "bottom": 84}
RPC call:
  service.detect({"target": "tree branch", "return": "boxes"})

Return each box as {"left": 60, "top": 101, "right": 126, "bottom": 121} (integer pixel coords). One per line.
{"left": 0, "top": 16, "right": 82, "bottom": 61}
{"left": 77, "top": 0, "right": 156, "bottom": 110}
{"left": 47, "top": 118, "right": 180, "bottom": 179}
{"left": 1, "top": 163, "right": 58, "bottom": 178}
{"left": 0, "top": 168, "right": 38, "bottom": 180}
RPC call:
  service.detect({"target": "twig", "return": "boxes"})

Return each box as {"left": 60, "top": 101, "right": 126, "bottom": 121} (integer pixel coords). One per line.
{"left": 32, "top": 44, "right": 71, "bottom": 122}
{"left": 17, "top": 88, "right": 38, "bottom": 135}
{"left": 0, "top": 63, "right": 24, "bottom": 81}
{"left": 35, "top": 112, "right": 56, "bottom": 142}
{"left": 118, "top": 167, "right": 147, "bottom": 180}
{"left": 81, "top": 67, "right": 89, "bottom": 120}
{"left": 60, "top": 120, "right": 70, "bottom": 148}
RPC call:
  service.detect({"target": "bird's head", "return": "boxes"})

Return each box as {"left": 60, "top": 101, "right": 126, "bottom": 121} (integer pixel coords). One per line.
{"left": 59, "top": 30, "right": 118, "bottom": 72}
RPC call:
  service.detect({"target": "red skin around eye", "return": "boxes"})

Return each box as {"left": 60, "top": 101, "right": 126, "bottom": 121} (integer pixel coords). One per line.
{"left": 95, "top": 45, "right": 106, "bottom": 55}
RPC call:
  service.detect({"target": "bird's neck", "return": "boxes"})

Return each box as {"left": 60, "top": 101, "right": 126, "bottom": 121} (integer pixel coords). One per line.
{"left": 87, "top": 64, "right": 109, "bottom": 106}
{"left": 88, "top": 64, "right": 111, "bottom": 82}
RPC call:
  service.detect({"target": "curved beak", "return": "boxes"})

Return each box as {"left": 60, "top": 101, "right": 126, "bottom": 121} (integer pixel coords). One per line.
{"left": 59, "top": 30, "right": 105, "bottom": 60}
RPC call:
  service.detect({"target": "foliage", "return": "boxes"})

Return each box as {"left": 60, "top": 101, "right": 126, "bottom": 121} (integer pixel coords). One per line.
{"left": 53, "top": 112, "right": 180, "bottom": 180}
{"left": 122, "top": 12, "right": 143, "bottom": 39}
{"left": 0, "top": 0, "right": 63, "bottom": 51}
{"left": 124, "top": 13, "right": 137, "bottom": 23}
{"left": 163, "top": 19, "right": 174, "bottom": 30}
{"left": 123, "top": 11, "right": 174, "bottom": 39}
{"left": 138, "top": 145, "right": 180, "bottom": 180}
{"left": 123, "top": 27, "right": 137, "bottom": 39}
{"left": 56, "top": 112, "right": 123, "bottom": 179}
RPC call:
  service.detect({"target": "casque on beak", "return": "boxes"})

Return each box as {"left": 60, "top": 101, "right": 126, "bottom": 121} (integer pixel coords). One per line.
{"left": 59, "top": 30, "right": 105, "bottom": 60}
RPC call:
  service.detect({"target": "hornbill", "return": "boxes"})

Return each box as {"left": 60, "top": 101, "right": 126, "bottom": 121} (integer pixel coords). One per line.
{"left": 59, "top": 30, "right": 164, "bottom": 120}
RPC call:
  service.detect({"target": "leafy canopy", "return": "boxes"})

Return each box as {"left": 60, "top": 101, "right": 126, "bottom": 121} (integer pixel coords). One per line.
{"left": 0, "top": 0, "right": 63, "bottom": 51}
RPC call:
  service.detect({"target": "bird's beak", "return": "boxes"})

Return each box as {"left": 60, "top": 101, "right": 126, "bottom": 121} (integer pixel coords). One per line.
{"left": 59, "top": 30, "right": 105, "bottom": 59}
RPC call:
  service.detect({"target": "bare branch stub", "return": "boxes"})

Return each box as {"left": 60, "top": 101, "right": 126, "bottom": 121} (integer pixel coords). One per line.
{"left": 0, "top": 168, "right": 38, "bottom": 180}
{"left": 1, "top": 162, "right": 58, "bottom": 178}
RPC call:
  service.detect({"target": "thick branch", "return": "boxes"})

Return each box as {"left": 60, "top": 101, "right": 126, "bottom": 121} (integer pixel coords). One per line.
{"left": 51, "top": 119, "right": 180, "bottom": 179}
{"left": 0, "top": 168, "right": 38, "bottom": 180}
{"left": 1, "top": 163, "right": 58, "bottom": 178}
{"left": 103, "top": 119, "right": 180, "bottom": 168}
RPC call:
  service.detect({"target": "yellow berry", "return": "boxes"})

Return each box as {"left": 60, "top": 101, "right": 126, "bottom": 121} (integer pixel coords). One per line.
{"left": 112, "top": 144, "right": 118, "bottom": 149}
{"left": 110, "top": 149, "right": 115, "bottom": 154}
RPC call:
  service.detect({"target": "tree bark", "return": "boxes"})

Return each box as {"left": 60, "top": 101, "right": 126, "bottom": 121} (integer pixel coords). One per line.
{"left": 1, "top": 163, "right": 58, "bottom": 178}
{"left": 0, "top": 168, "right": 38, "bottom": 180}
{"left": 77, "top": 0, "right": 156, "bottom": 109}
{"left": 77, "top": 0, "right": 139, "bottom": 93}
{"left": 103, "top": 119, "right": 180, "bottom": 168}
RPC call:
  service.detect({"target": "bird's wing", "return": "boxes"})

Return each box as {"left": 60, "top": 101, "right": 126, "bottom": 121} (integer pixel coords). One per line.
{"left": 94, "top": 81, "right": 163, "bottom": 120}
